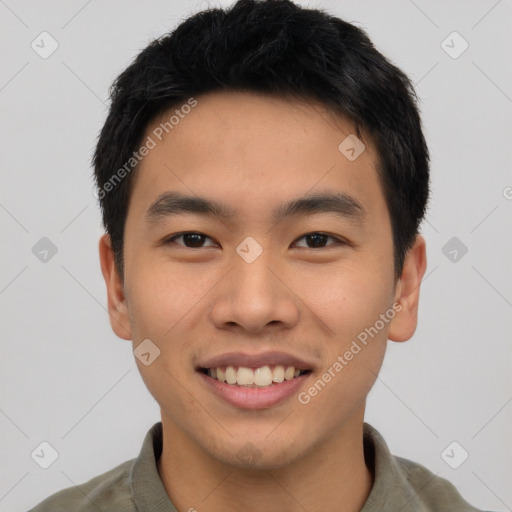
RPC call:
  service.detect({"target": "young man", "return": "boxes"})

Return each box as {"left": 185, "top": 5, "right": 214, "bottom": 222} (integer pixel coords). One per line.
{"left": 29, "top": 0, "right": 489, "bottom": 510}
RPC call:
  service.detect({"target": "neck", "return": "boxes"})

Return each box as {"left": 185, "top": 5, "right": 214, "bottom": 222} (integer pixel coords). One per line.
{"left": 157, "top": 410, "right": 373, "bottom": 512}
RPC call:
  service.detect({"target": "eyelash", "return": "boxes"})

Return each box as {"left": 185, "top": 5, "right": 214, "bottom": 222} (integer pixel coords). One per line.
{"left": 163, "top": 231, "right": 347, "bottom": 249}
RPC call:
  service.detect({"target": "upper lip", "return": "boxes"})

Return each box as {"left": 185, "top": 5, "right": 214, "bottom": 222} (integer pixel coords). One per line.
{"left": 197, "top": 351, "right": 316, "bottom": 371}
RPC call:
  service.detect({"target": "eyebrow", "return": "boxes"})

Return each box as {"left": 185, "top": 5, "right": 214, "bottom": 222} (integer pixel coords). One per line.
{"left": 145, "top": 190, "right": 366, "bottom": 225}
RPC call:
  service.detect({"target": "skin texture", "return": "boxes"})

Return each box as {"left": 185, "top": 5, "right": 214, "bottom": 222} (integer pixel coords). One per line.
{"left": 99, "top": 91, "right": 426, "bottom": 512}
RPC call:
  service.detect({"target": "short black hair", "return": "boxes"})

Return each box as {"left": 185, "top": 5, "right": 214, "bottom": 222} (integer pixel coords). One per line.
{"left": 93, "top": 0, "right": 429, "bottom": 279}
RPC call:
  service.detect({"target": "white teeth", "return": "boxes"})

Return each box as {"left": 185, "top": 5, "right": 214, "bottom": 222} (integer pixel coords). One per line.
{"left": 272, "top": 365, "right": 285, "bottom": 383}
{"left": 254, "top": 366, "right": 272, "bottom": 386}
{"left": 225, "top": 365, "right": 237, "bottom": 384}
{"left": 236, "top": 366, "right": 254, "bottom": 385}
{"left": 284, "top": 366, "right": 295, "bottom": 380}
{"left": 207, "top": 365, "right": 307, "bottom": 386}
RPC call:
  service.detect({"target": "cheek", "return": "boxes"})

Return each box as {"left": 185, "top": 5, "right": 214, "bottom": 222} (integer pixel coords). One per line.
{"left": 123, "top": 264, "right": 193, "bottom": 408}
{"left": 296, "top": 278, "right": 390, "bottom": 428}
{"left": 296, "top": 339, "right": 385, "bottom": 441}
{"left": 125, "top": 260, "right": 201, "bottom": 421}
{"left": 292, "top": 262, "right": 392, "bottom": 411}
{"left": 125, "top": 250, "right": 203, "bottom": 339}
{"left": 296, "top": 261, "right": 395, "bottom": 342}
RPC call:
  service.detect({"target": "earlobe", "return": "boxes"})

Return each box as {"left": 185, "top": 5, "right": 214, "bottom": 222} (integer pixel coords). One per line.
{"left": 98, "top": 234, "right": 132, "bottom": 340}
{"left": 388, "top": 235, "right": 427, "bottom": 343}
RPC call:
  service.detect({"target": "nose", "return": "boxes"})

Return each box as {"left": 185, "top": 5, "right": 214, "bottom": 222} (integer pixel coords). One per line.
{"left": 210, "top": 250, "right": 300, "bottom": 334}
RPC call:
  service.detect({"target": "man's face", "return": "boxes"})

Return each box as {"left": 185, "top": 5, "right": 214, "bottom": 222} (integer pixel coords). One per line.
{"left": 106, "top": 91, "right": 408, "bottom": 468}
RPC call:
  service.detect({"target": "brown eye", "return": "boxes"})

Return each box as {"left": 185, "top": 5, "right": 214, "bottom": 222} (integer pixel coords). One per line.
{"left": 305, "top": 233, "right": 329, "bottom": 248}
{"left": 166, "top": 232, "right": 216, "bottom": 248}
{"left": 293, "top": 232, "right": 343, "bottom": 249}
{"left": 182, "top": 233, "right": 207, "bottom": 247}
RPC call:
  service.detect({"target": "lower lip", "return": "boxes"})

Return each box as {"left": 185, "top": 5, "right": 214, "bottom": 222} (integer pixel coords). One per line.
{"left": 198, "top": 371, "right": 311, "bottom": 410}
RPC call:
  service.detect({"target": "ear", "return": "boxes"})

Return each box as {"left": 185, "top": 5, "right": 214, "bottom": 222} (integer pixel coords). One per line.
{"left": 388, "top": 234, "right": 427, "bottom": 343}
{"left": 98, "top": 234, "right": 132, "bottom": 340}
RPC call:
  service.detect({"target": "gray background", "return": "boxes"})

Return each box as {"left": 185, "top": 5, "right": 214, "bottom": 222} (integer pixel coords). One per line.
{"left": 1, "top": 1, "right": 511, "bottom": 511}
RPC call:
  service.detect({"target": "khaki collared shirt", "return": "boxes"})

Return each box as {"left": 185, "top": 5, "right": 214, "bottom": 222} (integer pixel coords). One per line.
{"left": 28, "top": 422, "right": 485, "bottom": 512}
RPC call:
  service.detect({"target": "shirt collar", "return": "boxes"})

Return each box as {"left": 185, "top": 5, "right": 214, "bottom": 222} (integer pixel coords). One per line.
{"left": 130, "top": 421, "right": 427, "bottom": 512}
{"left": 130, "top": 422, "right": 178, "bottom": 512}
{"left": 361, "top": 423, "right": 433, "bottom": 511}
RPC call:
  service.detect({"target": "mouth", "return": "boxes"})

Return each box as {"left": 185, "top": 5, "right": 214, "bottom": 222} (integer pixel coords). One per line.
{"left": 199, "top": 365, "right": 312, "bottom": 388}
{"left": 196, "top": 351, "right": 315, "bottom": 409}
{"left": 196, "top": 352, "right": 315, "bottom": 409}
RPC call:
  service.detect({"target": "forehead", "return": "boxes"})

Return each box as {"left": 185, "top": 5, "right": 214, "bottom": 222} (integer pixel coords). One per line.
{"left": 129, "top": 90, "right": 385, "bottom": 224}
{"left": 145, "top": 91, "right": 369, "bottom": 166}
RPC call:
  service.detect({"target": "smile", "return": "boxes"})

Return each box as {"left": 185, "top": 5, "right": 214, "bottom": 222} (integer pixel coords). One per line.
{"left": 200, "top": 365, "right": 311, "bottom": 387}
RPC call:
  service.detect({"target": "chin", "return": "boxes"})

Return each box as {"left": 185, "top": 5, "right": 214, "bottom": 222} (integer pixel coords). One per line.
{"left": 207, "top": 433, "right": 308, "bottom": 471}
